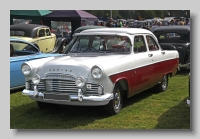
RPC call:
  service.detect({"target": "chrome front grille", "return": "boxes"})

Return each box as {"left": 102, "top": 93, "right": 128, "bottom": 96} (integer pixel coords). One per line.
{"left": 30, "top": 80, "right": 103, "bottom": 95}
{"left": 45, "top": 79, "right": 78, "bottom": 92}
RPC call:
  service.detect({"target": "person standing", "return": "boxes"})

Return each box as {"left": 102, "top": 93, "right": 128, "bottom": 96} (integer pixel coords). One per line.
{"left": 106, "top": 21, "right": 111, "bottom": 27}
{"left": 185, "top": 18, "right": 190, "bottom": 25}
{"left": 169, "top": 19, "right": 175, "bottom": 26}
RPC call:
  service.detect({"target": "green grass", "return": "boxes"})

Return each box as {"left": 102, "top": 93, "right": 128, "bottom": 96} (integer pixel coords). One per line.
{"left": 10, "top": 70, "right": 190, "bottom": 129}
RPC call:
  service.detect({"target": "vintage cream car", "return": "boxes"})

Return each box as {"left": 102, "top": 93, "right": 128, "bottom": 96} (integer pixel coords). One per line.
{"left": 10, "top": 24, "right": 68, "bottom": 53}
{"left": 21, "top": 28, "right": 179, "bottom": 115}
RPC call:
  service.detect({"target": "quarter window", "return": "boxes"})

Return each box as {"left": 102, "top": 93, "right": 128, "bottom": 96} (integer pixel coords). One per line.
{"left": 46, "top": 29, "right": 51, "bottom": 36}
{"left": 146, "top": 36, "right": 159, "bottom": 51}
{"left": 38, "top": 29, "right": 45, "bottom": 37}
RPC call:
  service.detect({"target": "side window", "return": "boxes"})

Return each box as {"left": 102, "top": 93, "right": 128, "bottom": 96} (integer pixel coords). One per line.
{"left": 92, "top": 36, "right": 105, "bottom": 50}
{"left": 134, "top": 36, "right": 147, "bottom": 53}
{"left": 46, "top": 29, "right": 51, "bottom": 36}
{"left": 106, "top": 36, "right": 131, "bottom": 52}
{"left": 146, "top": 36, "right": 159, "bottom": 51}
{"left": 38, "top": 29, "right": 45, "bottom": 37}
{"left": 70, "top": 36, "right": 90, "bottom": 51}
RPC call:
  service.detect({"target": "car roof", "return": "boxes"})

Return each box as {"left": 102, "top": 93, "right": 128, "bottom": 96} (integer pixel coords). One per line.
{"left": 151, "top": 25, "right": 190, "bottom": 33}
{"left": 10, "top": 24, "right": 49, "bottom": 30}
{"left": 81, "top": 28, "right": 154, "bottom": 35}
{"left": 74, "top": 26, "right": 108, "bottom": 33}
{"left": 10, "top": 24, "right": 49, "bottom": 38}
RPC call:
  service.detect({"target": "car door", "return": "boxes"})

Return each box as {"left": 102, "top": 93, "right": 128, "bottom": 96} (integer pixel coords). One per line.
{"left": 146, "top": 35, "right": 165, "bottom": 84}
{"left": 45, "top": 28, "right": 55, "bottom": 52}
{"left": 145, "top": 35, "right": 167, "bottom": 84}
{"left": 133, "top": 35, "right": 153, "bottom": 94}
{"left": 36, "top": 29, "right": 47, "bottom": 53}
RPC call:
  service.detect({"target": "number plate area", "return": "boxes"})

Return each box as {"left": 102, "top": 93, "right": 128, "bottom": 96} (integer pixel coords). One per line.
{"left": 44, "top": 93, "right": 70, "bottom": 101}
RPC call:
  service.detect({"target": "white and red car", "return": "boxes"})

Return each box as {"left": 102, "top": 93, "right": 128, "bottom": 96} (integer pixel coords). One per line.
{"left": 21, "top": 28, "right": 179, "bottom": 115}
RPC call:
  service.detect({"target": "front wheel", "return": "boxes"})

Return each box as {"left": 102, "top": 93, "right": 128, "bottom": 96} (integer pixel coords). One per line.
{"left": 157, "top": 74, "right": 168, "bottom": 92}
{"left": 105, "top": 83, "right": 123, "bottom": 115}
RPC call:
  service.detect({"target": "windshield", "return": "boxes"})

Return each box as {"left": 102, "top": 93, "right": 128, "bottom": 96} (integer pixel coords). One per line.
{"left": 10, "top": 41, "right": 38, "bottom": 52}
{"left": 69, "top": 35, "right": 131, "bottom": 53}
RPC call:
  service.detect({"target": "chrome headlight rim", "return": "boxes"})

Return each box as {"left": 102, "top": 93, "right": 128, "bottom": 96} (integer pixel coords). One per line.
{"left": 75, "top": 77, "right": 86, "bottom": 88}
{"left": 32, "top": 74, "right": 40, "bottom": 85}
{"left": 91, "top": 65, "right": 104, "bottom": 79}
{"left": 21, "top": 63, "right": 33, "bottom": 76}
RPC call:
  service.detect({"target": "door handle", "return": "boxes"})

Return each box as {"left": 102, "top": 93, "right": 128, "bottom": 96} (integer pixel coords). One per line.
{"left": 148, "top": 54, "right": 153, "bottom": 57}
{"left": 161, "top": 52, "right": 165, "bottom": 55}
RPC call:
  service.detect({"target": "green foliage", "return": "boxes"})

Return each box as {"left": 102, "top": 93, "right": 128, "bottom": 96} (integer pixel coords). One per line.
{"left": 10, "top": 70, "right": 190, "bottom": 129}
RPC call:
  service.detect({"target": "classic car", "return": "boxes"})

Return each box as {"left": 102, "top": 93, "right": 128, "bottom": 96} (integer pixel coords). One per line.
{"left": 21, "top": 28, "right": 179, "bottom": 115}
{"left": 10, "top": 38, "right": 65, "bottom": 90}
{"left": 186, "top": 73, "right": 190, "bottom": 106}
{"left": 129, "top": 20, "right": 152, "bottom": 29}
{"left": 160, "top": 20, "right": 170, "bottom": 26}
{"left": 62, "top": 25, "right": 108, "bottom": 54}
{"left": 10, "top": 24, "right": 68, "bottom": 53}
{"left": 151, "top": 25, "right": 190, "bottom": 69}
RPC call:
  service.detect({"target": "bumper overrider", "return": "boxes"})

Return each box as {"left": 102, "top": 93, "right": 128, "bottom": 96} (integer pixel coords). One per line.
{"left": 186, "top": 99, "right": 190, "bottom": 106}
{"left": 22, "top": 86, "right": 114, "bottom": 106}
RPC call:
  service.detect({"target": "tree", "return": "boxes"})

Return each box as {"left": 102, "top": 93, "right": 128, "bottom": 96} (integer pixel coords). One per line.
{"left": 153, "top": 10, "right": 165, "bottom": 19}
{"left": 144, "top": 10, "right": 155, "bottom": 19}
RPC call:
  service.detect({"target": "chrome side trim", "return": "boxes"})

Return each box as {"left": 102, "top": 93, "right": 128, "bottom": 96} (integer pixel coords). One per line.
{"left": 10, "top": 85, "right": 25, "bottom": 91}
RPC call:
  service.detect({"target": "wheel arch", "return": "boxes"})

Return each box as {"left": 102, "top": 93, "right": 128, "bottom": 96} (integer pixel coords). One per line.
{"left": 114, "top": 78, "right": 129, "bottom": 99}
{"left": 52, "top": 37, "right": 68, "bottom": 53}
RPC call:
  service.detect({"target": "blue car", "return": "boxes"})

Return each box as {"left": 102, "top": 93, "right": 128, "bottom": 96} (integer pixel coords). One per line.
{"left": 10, "top": 38, "right": 65, "bottom": 90}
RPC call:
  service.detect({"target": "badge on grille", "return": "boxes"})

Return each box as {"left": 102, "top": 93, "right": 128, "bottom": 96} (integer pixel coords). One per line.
{"left": 87, "top": 84, "right": 91, "bottom": 89}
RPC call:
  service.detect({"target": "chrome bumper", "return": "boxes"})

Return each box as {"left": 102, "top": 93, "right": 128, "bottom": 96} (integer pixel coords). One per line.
{"left": 22, "top": 89, "right": 113, "bottom": 106}
{"left": 179, "top": 63, "right": 190, "bottom": 69}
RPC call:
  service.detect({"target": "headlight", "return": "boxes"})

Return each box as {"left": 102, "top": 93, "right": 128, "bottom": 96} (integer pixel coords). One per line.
{"left": 75, "top": 77, "right": 85, "bottom": 88}
{"left": 21, "top": 63, "right": 32, "bottom": 75}
{"left": 91, "top": 66, "right": 103, "bottom": 79}
{"left": 32, "top": 74, "right": 40, "bottom": 85}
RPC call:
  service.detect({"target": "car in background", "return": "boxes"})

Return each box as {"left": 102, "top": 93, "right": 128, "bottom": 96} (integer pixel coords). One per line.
{"left": 151, "top": 25, "right": 190, "bottom": 69}
{"left": 62, "top": 26, "right": 108, "bottom": 54}
{"left": 10, "top": 38, "right": 65, "bottom": 90}
{"left": 21, "top": 28, "right": 179, "bottom": 115}
{"left": 129, "top": 20, "right": 152, "bottom": 30}
{"left": 10, "top": 24, "right": 68, "bottom": 53}
{"left": 161, "top": 20, "right": 170, "bottom": 26}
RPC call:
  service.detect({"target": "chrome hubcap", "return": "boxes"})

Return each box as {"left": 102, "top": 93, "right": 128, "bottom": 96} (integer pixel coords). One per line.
{"left": 114, "top": 89, "right": 121, "bottom": 110}
{"left": 162, "top": 76, "right": 167, "bottom": 89}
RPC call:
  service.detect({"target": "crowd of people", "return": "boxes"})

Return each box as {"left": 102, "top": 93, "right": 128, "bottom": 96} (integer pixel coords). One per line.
{"left": 98, "top": 18, "right": 128, "bottom": 28}
{"left": 97, "top": 17, "right": 190, "bottom": 29}
{"left": 153, "top": 18, "right": 190, "bottom": 27}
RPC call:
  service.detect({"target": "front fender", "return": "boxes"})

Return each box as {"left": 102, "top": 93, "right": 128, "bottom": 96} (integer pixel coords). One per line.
{"left": 51, "top": 37, "right": 68, "bottom": 53}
